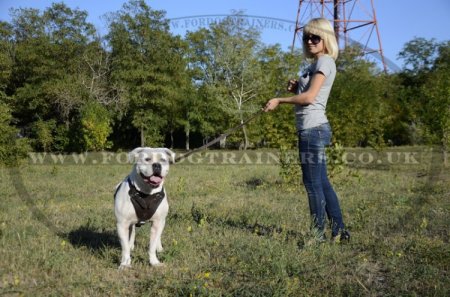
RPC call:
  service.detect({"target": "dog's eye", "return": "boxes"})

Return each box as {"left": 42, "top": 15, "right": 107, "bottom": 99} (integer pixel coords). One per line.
{"left": 145, "top": 157, "right": 152, "bottom": 162}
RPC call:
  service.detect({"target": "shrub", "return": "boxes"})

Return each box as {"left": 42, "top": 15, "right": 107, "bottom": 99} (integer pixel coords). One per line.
{"left": 32, "top": 119, "right": 56, "bottom": 151}
{"left": 76, "top": 101, "right": 112, "bottom": 151}
{"left": 0, "top": 101, "right": 30, "bottom": 165}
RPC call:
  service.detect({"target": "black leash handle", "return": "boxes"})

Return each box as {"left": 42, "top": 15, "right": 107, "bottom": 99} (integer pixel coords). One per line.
{"left": 174, "top": 109, "right": 264, "bottom": 163}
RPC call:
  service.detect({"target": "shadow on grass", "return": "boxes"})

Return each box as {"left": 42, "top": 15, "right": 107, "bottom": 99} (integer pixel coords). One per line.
{"left": 188, "top": 204, "right": 307, "bottom": 248}
{"left": 66, "top": 224, "right": 120, "bottom": 251}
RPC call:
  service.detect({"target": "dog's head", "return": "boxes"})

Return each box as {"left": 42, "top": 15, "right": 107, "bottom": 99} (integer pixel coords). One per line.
{"left": 129, "top": 147, "right": 175, "bottom": 188}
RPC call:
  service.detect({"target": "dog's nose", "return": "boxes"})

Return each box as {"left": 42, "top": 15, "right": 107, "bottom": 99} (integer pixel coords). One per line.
{"left": 152, "top": 163, "right": 162, "bottom": 175}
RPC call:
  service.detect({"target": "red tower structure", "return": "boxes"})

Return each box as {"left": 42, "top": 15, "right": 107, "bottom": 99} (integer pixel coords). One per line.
{"left": 292, "top": 0, "right": 387, "bottom": 72}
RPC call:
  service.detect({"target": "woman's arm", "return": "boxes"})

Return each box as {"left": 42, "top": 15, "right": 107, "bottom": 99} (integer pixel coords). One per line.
{"left": 264, "top": 72, "right": 326, "bottom": 111}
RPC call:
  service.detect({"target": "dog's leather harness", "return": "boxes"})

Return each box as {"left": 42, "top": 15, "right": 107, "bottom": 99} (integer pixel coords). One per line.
{"left": 126, "top": 177, "right": 165, "bottom": 223}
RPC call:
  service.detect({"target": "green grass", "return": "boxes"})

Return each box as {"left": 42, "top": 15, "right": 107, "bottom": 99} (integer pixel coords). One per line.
{"left": 0, "top": 148, "right": 449, "bottom": 296}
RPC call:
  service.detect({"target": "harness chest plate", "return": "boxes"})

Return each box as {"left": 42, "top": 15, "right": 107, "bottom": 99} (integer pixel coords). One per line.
{"left": 127, "top": 177, "right": 165, "bottom": 222}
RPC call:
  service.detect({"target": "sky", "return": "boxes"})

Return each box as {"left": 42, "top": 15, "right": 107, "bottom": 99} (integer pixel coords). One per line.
{"left": 1, "top": 0, "right": 449, "bottom": 72}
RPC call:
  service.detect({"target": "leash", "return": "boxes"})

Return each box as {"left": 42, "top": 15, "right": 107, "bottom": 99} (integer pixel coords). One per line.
{"left": 174, "top": 109, "right": 264, "bottom": 163}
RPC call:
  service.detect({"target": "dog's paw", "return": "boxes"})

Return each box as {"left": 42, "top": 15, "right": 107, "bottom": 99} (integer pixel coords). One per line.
{"left": 118, "top": 264, "right": 132, "bottom": 270}
{"left": 150, "top": 262, "right": 165, "bottom": 268}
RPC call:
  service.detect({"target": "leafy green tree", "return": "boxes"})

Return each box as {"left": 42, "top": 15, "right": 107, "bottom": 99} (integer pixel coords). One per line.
{"left": 328, "top": 46, "right": 389, "bottom": 147}
{"left": 378, "top": 74, "right": 411, "bottom": 146}
{"left": 184, "top": 28, "right": 229, "bottom": 147}
{"left": 0, "top": 101, "right": 29, "bottom": 165}
{"left": 186, "top": 14, "right": 267, "bottom": 149}
{"left": 8, "top": 3, "right": 99, "bottom": 151}
{"left": 166, "top": 71, "right": 198, "bottom": 150}
{"left": 107, "top": 0, "right": 186, "bottom": 147}
{"left": 256, "top": 45, "right": 303, "bottom": 149}
{"left": 0, "top": 22, "right": 30, "bottom": 162}
{"left": 210, "top": 15, "right": 264, "bottom": 149}
{"left": 0, "top": 22, "right": 14, "bottom": 96}
{"left": 398, "top": 37, "right": 439, "bottom": 74}
{"left": 420, "top": 41, "right": 450, "bottom": 149}
{"left": 397, "top": 38, "right": 450, "bottom": 147}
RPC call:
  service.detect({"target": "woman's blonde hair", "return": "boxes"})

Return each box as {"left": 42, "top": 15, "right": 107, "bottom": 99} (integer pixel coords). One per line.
{"left": 303, "top": 18, "right": 339, "bottom": 60}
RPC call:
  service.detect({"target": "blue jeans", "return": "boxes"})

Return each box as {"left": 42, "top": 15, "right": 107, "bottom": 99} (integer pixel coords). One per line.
{"left": 298, "top": 123, "right": 345, "bottom": 237}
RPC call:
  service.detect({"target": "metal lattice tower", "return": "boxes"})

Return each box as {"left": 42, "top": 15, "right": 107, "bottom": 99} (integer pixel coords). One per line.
{"left": 292, "top": 0, "right": 387, "bottom": 72}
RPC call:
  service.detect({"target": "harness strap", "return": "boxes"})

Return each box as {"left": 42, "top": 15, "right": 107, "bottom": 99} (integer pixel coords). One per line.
{"left": 127, "top": 177, "right": 165, "bottom": 222}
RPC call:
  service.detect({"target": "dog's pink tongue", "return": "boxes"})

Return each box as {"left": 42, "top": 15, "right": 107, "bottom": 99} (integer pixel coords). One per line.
{"left": 149, "top": 175, "right": 162, "bottom": 185}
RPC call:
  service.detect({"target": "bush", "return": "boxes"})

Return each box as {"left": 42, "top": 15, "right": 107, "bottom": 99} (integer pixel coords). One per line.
{"left": 0, "top": 101, "right": 30, "bottom": 165}
{"left": 32, "top": 119, "right": 56, "bottom": 151}
{"left": 75, "top": 101, "right": 112, "bottom": 151}
{"left": 278, "top": 146, "right": 301, "bottom": 191}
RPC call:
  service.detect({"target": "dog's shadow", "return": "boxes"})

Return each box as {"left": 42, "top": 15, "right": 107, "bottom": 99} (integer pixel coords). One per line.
{"left": 66, "top": 224, "right": 120, "bottom": 253}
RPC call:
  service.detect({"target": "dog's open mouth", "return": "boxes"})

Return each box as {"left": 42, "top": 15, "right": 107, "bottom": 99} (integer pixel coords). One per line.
{"left": 140, "top": 173, "right": 163, "bottom": 186}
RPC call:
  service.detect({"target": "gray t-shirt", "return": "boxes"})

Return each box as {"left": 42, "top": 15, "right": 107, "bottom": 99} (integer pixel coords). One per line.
{"left": 295, "top": 55, "right": 336, "bottom": 130}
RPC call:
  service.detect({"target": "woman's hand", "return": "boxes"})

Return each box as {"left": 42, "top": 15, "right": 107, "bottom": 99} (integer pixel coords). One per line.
{"left": 287, "top": 79, "right": 298, "bottom": 93}
{"left": 264, "top": 98, "right": 280, "bottom": 112}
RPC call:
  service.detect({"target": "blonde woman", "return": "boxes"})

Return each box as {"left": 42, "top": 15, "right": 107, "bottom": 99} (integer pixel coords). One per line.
{"left": 264, "top": 18, "right": 350, "bottom": 243}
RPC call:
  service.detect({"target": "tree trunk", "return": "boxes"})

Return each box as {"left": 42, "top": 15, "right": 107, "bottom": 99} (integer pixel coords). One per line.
{"left": 140, "top": 125, "right": 145, "bottom": 147}
{"left": 242, "top": 123, "right": 249, "bottom": 150}
{"left": 185, "top": 128, "right": 190, "bottom": 150}
{"left": 239, "top": 110, "right": 249, "bottom": 150}
{"left": 219, "top": 135, "right": 227, "bottom": 149}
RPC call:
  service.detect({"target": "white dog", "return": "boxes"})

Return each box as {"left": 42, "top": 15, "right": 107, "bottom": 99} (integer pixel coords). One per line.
{"left": 114, "top": 147, "right": 174, "bottom": 269}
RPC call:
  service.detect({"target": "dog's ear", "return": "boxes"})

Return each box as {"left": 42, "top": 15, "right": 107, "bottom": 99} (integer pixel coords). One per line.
{"left": 128, "top": 147, "right": 146, "bottom": 163}
{"left": 163, "top": 148, "right": 176, "bottom": 164}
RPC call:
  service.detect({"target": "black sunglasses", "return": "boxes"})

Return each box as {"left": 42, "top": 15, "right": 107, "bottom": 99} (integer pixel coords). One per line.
{"left": 302, "top": 34, "right": 322, "bottom": 45}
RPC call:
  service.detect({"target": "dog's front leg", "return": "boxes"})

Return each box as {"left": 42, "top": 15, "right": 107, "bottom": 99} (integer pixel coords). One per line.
{"left": 156, "top": 233, "right": 163, "bottom": 253}
{"left": 129, "top": 224, "right": 136, "bottom": 251}
{"left": 117, "top": 222, "right": 132, "bottom": 269}
{"left": 149, "top": 219, "right": 166, "bottom": 266}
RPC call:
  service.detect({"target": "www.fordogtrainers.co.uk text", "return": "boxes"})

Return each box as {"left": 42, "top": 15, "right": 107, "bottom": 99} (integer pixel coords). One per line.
{"left": 27, "top": 148, "right": 447, "bottom": 167}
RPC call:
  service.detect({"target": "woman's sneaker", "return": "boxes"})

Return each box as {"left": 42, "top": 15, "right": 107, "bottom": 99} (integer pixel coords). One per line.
{"left": 332, "top": 230, "right": 351, "bottom": 243}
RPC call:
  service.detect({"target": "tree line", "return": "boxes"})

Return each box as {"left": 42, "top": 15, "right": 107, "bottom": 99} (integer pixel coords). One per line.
{"left": 1, "top": 0, "right": 449, "bottom": 163}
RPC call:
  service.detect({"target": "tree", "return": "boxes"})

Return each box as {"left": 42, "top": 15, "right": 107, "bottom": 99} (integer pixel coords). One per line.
{"left": 328, "top": 46, "right": 390, "bottom": 147}
{"left": 0, "top": 101, "right": 29, "bottom": 165}
{"left": 184, "top": 28, "right": 228, "bottom": 147}
{"left": 212, "top": 15, "right": 264, "bottom": 149}
{"left": 397, "top": 38, "right": 450, "bottom": 147}
{"left": 106, "top": 0, "right": 187, "bottom": 147}
{"left": 255, "top": 44, "right": 303, "bottom": 148}
{"left": 186, "top": 13, "right": 266, "bottom": 149}
{"left": 420, "top": 41, "right": 450, "bottom": 149}
{"left": 8, "top": 3, "right": 100, "bottom": 151}
{"left": 165, "top": 68, "right": 198, "bottom": 150}
{"left": 0, "top": 23, "right": 28, "bottom": 161}
{"left": 0, "top": 22, "right": 14, "bottom": 96}
{"left": 398, "top": 37, "right": 439, "bottom": 74}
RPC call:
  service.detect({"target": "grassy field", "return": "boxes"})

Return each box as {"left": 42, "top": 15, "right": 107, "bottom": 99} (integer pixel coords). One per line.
{"left": 0, "top": 147, "right": 449, "bottom": 296}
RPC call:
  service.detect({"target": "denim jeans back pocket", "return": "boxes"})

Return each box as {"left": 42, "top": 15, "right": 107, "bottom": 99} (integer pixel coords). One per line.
{"left": 299, "top": 123, "right": 331, "bottom": 147}
{"left": 318, "top": 124, "right": 332, "bottom": 146}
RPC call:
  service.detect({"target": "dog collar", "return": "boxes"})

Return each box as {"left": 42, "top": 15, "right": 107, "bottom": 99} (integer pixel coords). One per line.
{"left": 127, "top": 177, "right": 165, "bottom": 222}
